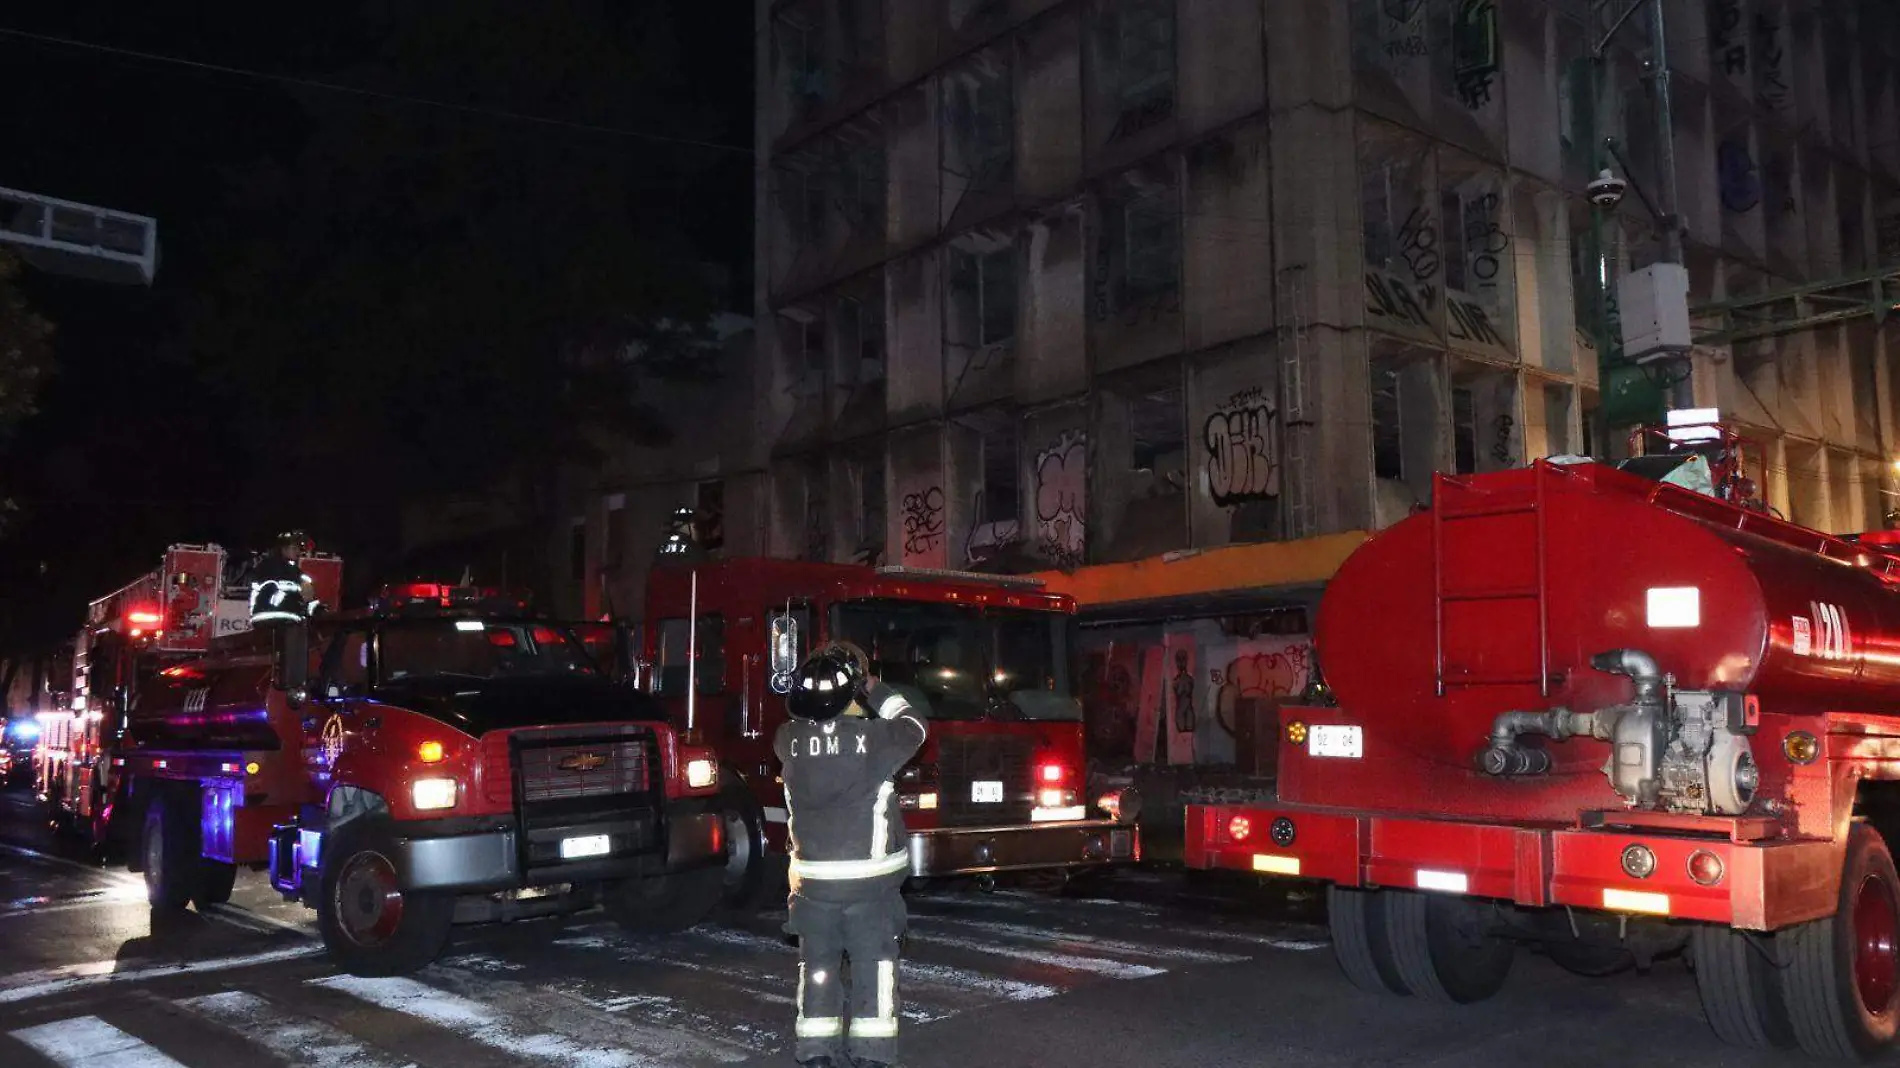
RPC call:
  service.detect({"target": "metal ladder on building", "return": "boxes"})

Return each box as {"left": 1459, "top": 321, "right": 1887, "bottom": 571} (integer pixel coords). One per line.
{"left": 1430, "top": 467, "right": 1553, "bottom": 698}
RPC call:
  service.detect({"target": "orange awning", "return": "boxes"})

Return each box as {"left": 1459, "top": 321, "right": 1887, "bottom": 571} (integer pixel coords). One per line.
{"left": 1028, "top": 532, "right": 1370, "bottom": 609}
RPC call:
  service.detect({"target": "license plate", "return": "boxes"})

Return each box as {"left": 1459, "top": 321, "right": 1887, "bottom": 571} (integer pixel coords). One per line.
{"left": 972, "top": 780, "right": 1004, "bottom": 803}
{"left": 559, "top": 834, "right": 611, "bottom": 860}
{"left": 1308, "top": 725, "right": 1363, "bottom": 759}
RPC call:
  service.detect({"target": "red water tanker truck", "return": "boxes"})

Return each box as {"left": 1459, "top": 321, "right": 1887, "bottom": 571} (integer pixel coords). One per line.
{"left": 1186, "top": 442, "right": 1900, "bottom": 1060}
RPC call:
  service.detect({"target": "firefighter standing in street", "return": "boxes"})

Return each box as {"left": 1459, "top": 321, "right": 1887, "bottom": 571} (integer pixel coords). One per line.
{"left": 775, "top": 643, "right": 926, "bottom": 1068}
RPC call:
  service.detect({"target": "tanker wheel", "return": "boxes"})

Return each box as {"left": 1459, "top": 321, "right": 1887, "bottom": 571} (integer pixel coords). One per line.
{"left": 1326, "top": 886, "right": 1407, "bottom": 995}
{"left": 1776, "top": 823, "right": 1900, "bottom": 1059}
{"left": 1690, "top": 924, "right": 1792, "bottom": 1050}
{"left": 193, "top": 861, "right": 237, "bottom": 908}
{"left": 317, "top": 823, "right": 453, "bottom": 977}
{"left": 141, "top": 791, "right": 199, "bottom": 912}
{"left": 1381, "top": 890, "right": 1514, "bottom": 1004}
{"left": 718, "top": 776, "right": 767, "bottom": 911}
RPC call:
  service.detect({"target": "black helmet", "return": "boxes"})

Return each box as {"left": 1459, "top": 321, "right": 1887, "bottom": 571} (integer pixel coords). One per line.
{"left": 786, "top": 645, "right": 864, "bottom": 722}
{"left": 277, "top": 530, "right": 312, "bottom": 553}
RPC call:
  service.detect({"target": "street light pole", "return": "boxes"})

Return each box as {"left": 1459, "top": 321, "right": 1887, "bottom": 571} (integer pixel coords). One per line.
{"left": 1646, "top": 0, "right": 1694, "bottom": 409}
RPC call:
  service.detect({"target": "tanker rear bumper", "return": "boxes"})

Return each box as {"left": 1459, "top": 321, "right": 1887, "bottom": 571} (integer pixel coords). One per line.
{"left": 1183, "top": 803, "right": 1838, "bottom": 932}
{"left": 907, "top": 819, "right": 1139, "bottom": 878}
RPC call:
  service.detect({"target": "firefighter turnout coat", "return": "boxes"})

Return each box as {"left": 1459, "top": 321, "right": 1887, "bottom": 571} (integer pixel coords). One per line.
{"left": 773, "top": 681, "right": 926, "bottom": 884}
{"left": 248, "top": 555, "right": 313, "bottom": 625}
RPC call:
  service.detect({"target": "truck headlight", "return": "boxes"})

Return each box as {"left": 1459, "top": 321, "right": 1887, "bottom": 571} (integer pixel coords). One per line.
{"left": 411, "top": 778, "right": 457, "bottom": 811}
{"left": 685, "top": 758, "right": 717, "bottom": 789}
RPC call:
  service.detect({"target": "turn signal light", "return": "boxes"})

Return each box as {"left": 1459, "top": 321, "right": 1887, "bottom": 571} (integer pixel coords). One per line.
{"left": 417, "top": 740, "right": 446, "bottom": 763}
{"left": 1784, "top": 731, "right": 1820, "bottom": 765}
{"left": 1286, "top": 721, "right": 1308, "bottom": 745}
{"left": 1229, "top": 815, "right": 1253, "bottom": 843}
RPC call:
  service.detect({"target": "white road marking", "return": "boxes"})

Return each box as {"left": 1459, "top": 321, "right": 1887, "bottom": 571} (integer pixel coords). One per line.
{"left": 180, "top": 990, "right": 413, "bottom": 1068}
{"left": 0, "top": 883, "right": 149, "bottom": 919}
{"left": 903, "top": 930, "right": 1166, "bottom": 979}
{"left": 897, "top": 958, "right": 1059, "bottom": 1002}
{"left": 0, "top": 944, "right": 322, "bottom": 1005}
{"left": 0, "top": 842, "right": 143, "bottom": 886}
{"left": 314, "top": 974, "right": 674, "bottom": 1068}
{"left": 202, "top": 903, "right": 314, "bottom": 938}
{"left": 10, "top": 1015, "right": 187, "bottom": 1067}
{"left": 909, "top": 915, "right": 1248, "bottom": 964}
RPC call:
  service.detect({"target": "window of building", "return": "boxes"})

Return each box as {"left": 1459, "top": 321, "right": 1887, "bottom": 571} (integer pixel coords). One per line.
{"left": 696, "top": 480, "right": 725, "bottom": 552}
{"left": 950, "top": 244, "right": 1018, "bottom": 349}
{"left": 857, "top": 449, "right": 887, "bottom": 562}
{"left": 1452, "top": 386, "right": 1478, "bottom": 474}
{"left": 1099, "top": 174, "right": 1181, "bottom": 318}
{"left": 1095, "top": 369, "right": 1186, "bottom": 562}
{"left": 1372, "top": 365, "right": 1404, "bottom": 480}
{"left": 603, "top": 496, "right": 626, "bottom": 570}
{"left": 774, "top": 159, "right": 829, "bottom": 247}
{"left": 1101, "top": 0, "right": 1175, "bottom": 139}
{"left": 836, "top": 293, "right": 886, "bottom": 385}
{"left": 944, "top": 55, "right": 1013, "bottom": 185}
{"left": 1542, "top": 385, "right": 1572, "bottom": 457}
{"left": 774, "top": 7, "right": 828, "bottom": 114}
{"left": 837, "top": 141, "right": 886, "bottom": 239}
{"left": 568, "top": 519, "right": 585, "bottom": 583}
{"left": 982, "top": 417, "right": 1020, "bottom": 525}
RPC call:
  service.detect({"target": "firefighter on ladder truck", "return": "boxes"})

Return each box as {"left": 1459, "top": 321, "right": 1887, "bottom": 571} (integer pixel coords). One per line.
{"left": 776, "top": 642, "right": 925, "bottom": 1068}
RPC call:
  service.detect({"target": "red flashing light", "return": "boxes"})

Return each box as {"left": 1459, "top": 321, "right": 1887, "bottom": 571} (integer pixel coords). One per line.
{"left": 127, "top": 609, "right": 163, "bottom": 626}
{"left": 1228, "top": 815, "right": 1253, "bottom": 843}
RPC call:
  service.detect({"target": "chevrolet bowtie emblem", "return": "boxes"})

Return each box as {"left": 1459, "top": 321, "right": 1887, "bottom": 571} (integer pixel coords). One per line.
{"left": 560, "top": 751, "right": 607, "bottom": 772}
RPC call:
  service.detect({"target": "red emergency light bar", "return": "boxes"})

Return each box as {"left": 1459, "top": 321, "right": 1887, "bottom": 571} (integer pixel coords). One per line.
{"left": 126, "top": 608, "right": 163, "bottom": 625}
{"left": 371, "top": 583, "right": 533, "bottom": 617}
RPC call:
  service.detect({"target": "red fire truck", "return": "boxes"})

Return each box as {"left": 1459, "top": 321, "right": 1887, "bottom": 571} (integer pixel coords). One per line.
{"left": 639, "top": 557, "right": 1139, "bottom": 907}
{"left": 109, "top": 567, "right": 723, "bottom": 975}
{"left": 1185, "top": 426, "right": 1900, "bottom": 1059}
{"left": 36, "top": 544, "right": 324, "bottom": 854}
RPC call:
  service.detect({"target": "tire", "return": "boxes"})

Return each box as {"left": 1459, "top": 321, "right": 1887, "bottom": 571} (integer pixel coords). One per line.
{"left": 141, "top": 790, "right": 199, "bottom": 911}
{"left": 1544, "top": 939, "right": 1636, "bottom": 978}
{"left": 606, "top": 865, "right": 723, "bottom": 935}
{"left": 1691, "top": 924, "right": 1793, "bottom": 1050}
{"left": 1775, "top": 823, "right": 1900, "bottom": 1060}
{"left": 1328, "top": 886, "right": 1408, "bottom": 995}
{"left": 718, "top": 777, "right": 767, "bottom": 911}
{"left": 1381, "top": 890, "right": 1514, "bottom": 1004}
{"left": 193, "top": 861, "right": 238, "bottom": 908}
{"left": 317, "top": 822, "right": 455, "bottom": 977}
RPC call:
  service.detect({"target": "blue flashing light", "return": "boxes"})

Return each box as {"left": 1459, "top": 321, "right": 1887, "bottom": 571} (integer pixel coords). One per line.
{"left": 8, "top": 720, "right": 39, "bottom": 742}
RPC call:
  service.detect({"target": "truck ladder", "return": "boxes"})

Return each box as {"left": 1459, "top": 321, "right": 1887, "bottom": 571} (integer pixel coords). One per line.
{"left": 1431, "top": 466, "right": 1552, "bottom": 697}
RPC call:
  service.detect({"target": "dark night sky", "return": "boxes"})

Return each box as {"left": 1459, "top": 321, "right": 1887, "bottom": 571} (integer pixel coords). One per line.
{"left": 0, "top": 4, "right": 752, "bottom": 651}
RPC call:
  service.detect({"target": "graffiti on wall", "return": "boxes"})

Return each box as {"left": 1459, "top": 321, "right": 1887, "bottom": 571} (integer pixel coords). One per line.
{"left": 1381, "top": 0, "right": 1428, "bottom": 59}
{"left": 1034, "top": 430, "right": 1086, "bottom": 568}
{"left": 1492, "top": 412, "right": 1516, "bottom": 466}
{"left": 1450, "top": 0, "right": 1499, "bottom": 110}
{"left": 1447, "top": 297, "right": 1510, "bottom": 354}
{"left": 1463, "top": 193, "right": 1507, "bottom": 294}
{"left": 963, "top": 489, "right": 1023, "bottom": 567}
{"left": 901, "top": 486, "right": 946, "bottom": 558}
{"left": 1718, "top": 139, "right": 1761, "bottom": 213}
{"left": 1366, "top": 269, "right": 1438, "bottom": 332}
{"left": 1209, "top": 643, "right": 1311, "bottom": 739}
{"left": 1753, "top": 9, "right": 1792, "bottom": 116}
{"left": 1203, "top": 386, "right": 1281, "bottom": 507}
{"left": 1397, "top": 206, "right": 1442, "bottom": 290}
{"left": 1711, "top": 0, "right": 1746, "bottom": 76}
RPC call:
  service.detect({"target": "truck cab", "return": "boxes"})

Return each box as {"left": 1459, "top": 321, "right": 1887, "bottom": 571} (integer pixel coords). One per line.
{"left": 121, "top": 580, "right": 723, "bottom": 976}
{"left": 641, "top": 558, "right": 1138, "bottom": 906}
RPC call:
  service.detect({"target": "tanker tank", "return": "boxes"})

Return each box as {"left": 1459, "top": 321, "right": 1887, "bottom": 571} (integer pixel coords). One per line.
{"left": 1296, "top": 457, "right": 1900, "bottom": 825}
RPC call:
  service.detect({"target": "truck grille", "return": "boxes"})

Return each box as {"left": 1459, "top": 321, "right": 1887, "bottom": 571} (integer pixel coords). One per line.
{"left": 935, "top": 735, "right": 1034, "bottom": 827}
{"left": 480, "top": 725, "right": 654, "bottom": 806}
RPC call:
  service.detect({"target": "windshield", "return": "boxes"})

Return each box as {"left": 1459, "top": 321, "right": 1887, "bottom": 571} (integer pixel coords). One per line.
{"left": 377, "top": 620, "right": 600, "bottom": 683}
{"left": 831, "top": 600, "right": 1078, "bottom": 721}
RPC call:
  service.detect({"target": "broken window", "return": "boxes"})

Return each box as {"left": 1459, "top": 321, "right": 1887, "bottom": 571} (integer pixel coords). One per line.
{"left": 834, "top": 290, "right": 887, "bottom": 428}
{"left": 1452, "top": 386, "right": 1478, "bottom": 474}
{"left": 1098, "top": 171, "right": 1181, "bottom": 319}
{"left": 1542, "top": 385, "right": 1572, "bottom": 457}
{"left": 1372, "top": 365, "right": 1404, "bottom": 480}
{"left": 982, "top": 417, "right": 1021, "bottom": 526}
{"left": 1095, "top": 0, "right": 1175, "bottom": 141}
{"left": 1095, "top": 370, "right": 1186, "bottom": 562}
{"left": 950, "top": 244, "right": 1018, "bottom": 349}
{"left": 944, "top": 54, "right": 1013, "bottom": 187}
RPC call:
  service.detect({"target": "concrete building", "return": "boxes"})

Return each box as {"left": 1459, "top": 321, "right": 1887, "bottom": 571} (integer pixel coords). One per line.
{"left": 749, "top": 0, "right": 1900, "bottom": 773}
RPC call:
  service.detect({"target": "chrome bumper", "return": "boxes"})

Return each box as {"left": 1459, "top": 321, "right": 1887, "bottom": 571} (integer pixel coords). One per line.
{"left": 906, "top": 818, "right": 1140, "bottom": 878}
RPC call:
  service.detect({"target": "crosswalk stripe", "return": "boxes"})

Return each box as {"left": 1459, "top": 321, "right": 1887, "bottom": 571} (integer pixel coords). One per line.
{"left": 11, "top": 1015, "right": 187, "bottom": 1068}
{"left": 312, "top": 974, "right": 672, "bottom": 1068}
{"left": 681, "top": 926, "right": 1063, "bottom": 1006}
{"left": 903, "top": 930, "right": 1166, "bottom": 979}
{"left": 908, "top": 914, "right": 1250, "bottom": 964}
{"left": 0, "top": 944, "right": 322, "bottom": 1005}
{"left": 178, "top": 990, "right": 413, "bottom": 1068}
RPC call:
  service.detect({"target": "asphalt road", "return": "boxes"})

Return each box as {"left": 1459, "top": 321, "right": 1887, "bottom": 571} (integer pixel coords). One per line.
{"left": 0, "top": 788, "right": 1853, "bottom": 1067}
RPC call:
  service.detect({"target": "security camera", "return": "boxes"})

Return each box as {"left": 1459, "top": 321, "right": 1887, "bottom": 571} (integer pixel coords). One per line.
{"left": 1588, "top": 169, "right": 1628, "bottom": 209}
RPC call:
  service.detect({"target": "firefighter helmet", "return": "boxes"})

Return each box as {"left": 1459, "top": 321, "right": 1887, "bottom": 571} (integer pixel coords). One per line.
{"left": 277, "top": 530, "right": 313, "bottom": 554}
{"left": 786, "top": 645, "right": 865, "bottom": 722}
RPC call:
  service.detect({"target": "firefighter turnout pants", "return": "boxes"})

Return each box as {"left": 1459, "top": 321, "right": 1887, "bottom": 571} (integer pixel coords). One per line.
{"left": 789, "top": 889, "right": 906, "bottom": 1064}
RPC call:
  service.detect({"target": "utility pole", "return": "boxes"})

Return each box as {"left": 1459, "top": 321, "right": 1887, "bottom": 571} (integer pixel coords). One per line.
{"left": 1646, "top": 0, "right": 1693, "bottom": 410}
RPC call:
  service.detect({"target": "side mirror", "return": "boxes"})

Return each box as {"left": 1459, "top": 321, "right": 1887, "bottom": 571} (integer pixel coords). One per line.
{"left": 767, "top": 611, "right": 800, "bottom": 695}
